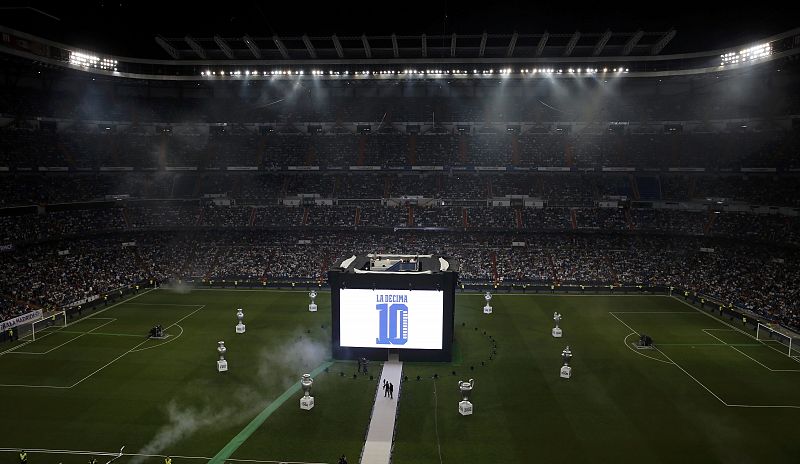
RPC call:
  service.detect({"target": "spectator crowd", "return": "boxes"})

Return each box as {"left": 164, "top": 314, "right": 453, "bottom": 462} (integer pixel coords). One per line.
{"left": 0, "top": 230, "right": 797, "bottom": 331}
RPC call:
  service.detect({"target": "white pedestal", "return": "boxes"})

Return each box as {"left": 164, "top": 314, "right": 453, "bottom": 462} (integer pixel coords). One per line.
{"left": 459, "top": 400, "right": 473, "bottom": 416}
{"left": 560, "top": 365, "right": 572, "bottom": 379}
{"left": 300, "top": 395, "right": 315, "bottom": 410}
{"left": 552, "top": 327, "right": 562, "bottom": 338}
{"left": 217, "top": 360, "right": 228, "bottom": 372}
{"left": 308, "top": 303, "right": 317, "bottom": 312}
{"left": 236, "top": 323, "right": 246, "bottom": 334}
{"left": 483, "top": 305, "right": 492, "bottom": 314}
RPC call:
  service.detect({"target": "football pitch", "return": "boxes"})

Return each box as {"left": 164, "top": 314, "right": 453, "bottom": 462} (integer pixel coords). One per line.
{"left": 1, "top": 289, "right": 798, "bottom": 464}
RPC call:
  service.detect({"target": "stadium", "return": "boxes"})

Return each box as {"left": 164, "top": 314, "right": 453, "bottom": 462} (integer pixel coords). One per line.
{"left": 1, "top": 3, "right": 799, "bottom": 463}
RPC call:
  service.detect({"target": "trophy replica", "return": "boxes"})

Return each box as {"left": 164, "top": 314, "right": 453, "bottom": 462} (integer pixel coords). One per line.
{"left": 483, "top": 292, "right": 493, "bottom": 314}
{"left": 217, "top": 341, "right": 228, "bottom": 372}
{"left": 308, "top": 290, "right": 318, "bottom": 312}
{"left": 560, "top": 346, "right": 573, "bottom": 379}
{"left": 299, "top": 373, "right": 315, "bottom": 410}
{"left": 235, "top": 308, "right": 246, "bottom": 334}
{"left": 552, "top": 312, "right": 562, "bottom": 338}
{"left": 458, "top": 378, "right": 475, "bottom": 415}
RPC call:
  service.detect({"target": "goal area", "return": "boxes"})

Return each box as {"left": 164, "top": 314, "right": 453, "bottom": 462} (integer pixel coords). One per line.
{"left": 756, "top": 322, "right": 799, "bottom": 359}
{"left": 31, "top": 311, "right": 67, "bottom": 340}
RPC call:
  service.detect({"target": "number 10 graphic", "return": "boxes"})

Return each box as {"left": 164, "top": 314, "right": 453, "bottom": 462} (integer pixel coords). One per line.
{"left": 376, "top": 303, "right": 409, "bottom": 345}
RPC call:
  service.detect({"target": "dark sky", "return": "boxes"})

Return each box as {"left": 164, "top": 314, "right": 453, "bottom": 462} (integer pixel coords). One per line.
{"left": 2, "top": 1, "right": 796, "bottom": 58}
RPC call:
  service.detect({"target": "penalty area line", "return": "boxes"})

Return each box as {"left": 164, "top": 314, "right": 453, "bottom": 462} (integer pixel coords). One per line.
{"left": 9, "top": 319, "right": 119, "bottom": 355}
{"left": 0, "top": 289, "right": 155, "bottom": 357}
{"left": 66, "top": 338, "right": 150, "bottom": 389}
{"left": 54, "top": 330, "right": 143, "bottom": 337}
{"left": 653, "top": 345, "right": 800, "bottom": 409}
{"left": 671, "top": 296, "right": 800, "bottom": 364}
{"left": 701, "top": 330, "right": 800, "bottom": 373}
{"left": 63, "top": 305, "right": 205, "bottom": 384}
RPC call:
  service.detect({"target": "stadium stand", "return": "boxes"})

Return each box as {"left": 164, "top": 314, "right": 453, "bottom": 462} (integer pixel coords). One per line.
{"left": 1, "top": 51, "right": 799, "bottom": 338}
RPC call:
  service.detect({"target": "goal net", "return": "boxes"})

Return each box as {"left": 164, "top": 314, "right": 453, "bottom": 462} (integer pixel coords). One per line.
{"left": 31, "top": 311, "right": 67, "bottom": 340}
{"left": 756, "top": 323, "right": 798, "bottom": 359}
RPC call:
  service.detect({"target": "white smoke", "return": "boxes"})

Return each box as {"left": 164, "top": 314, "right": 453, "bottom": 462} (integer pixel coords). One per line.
{"left": 161, "top": 280, "right": 192, "bottom": 294}
{"left": 130, "top": 330, "right": 330, "bottom": 463}
{"left": 256, "top": 332, "right": 330, "bottom": 391}
{"left": 133, "top": 398, "right": 251, "bottom": 462}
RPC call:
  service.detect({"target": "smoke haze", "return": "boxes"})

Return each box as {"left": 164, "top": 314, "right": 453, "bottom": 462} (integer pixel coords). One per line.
{"left": 130, "top": 329, "right": 329, "bottom": 463}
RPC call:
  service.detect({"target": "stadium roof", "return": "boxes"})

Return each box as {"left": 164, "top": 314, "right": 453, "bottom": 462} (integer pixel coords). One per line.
{"left": 1, "top": 2, "right": 796, "bottom": 59}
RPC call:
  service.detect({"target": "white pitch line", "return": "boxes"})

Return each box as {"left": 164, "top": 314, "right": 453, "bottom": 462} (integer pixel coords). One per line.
{"left": 671, "top": 296, "right": 800, "bottom": 364}
{"left": 608, "top": 312, "right": 672, "bottom": 364}
{"left": 432, "top": 380, "right": 444, "bottom": 464}
{"left": 608, "top": 312, "right": 641, "bottom": 335}
{"left": 130, "top": 325, "right": 183, "bottom": 353}
{"left": 701, "top": 329, "right": 800, "bottom": 373}
{"left": 54, "top": 331, "right": 143, "bottom": 338}
{"left": 66, "top": 338, "right": 150, "bottom": 389}
{"left": 125, "top": 303, "right": 206, "bottom": 306}
{"left": 612, "top": 308, "right": 800, "bottom": 409}
{"left": 0, "top": 448, "right": 330, "bottom": 464}
{"left": 609, "top": 311, "right": 699, "bottom": 314}
{"left": 0, "top": 382, "right": 70, "bottom": 389}
{"left": 9, "top": 319, "right": 118, "bottom": 355}
{"left": 0, "top": 338, "right": 36, "bottom": 355}
{"left": 164, "top": 305, "right": 205, "bottom": 329}
{"left": 725, "top": 403, "right": 800, "bottom": 409}
{"left": 65, "top": 305, "right": 205, "bottom": 386}
{"left": 0, "top": 300, "right": 205, "bottom": 389}
{"left": 122, "top": 303, "right": 203, "bottom": 354}
{"left": 0, "top": 289, "right": 155, "bottom": 357}
{"left": 624, "top": 333, "right": 674, "bottom": 364}
{"left": 655, "top": 341, "right": 800, "bottom": 409}
{"left": 653, "top": 345, "right": 731, "bottom": 406}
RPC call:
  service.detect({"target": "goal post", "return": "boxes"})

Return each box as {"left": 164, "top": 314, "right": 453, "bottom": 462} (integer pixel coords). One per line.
{"left": 756, "top": 322, "right": 796, "bottom": 358}
{"left": 31, "top": 310, "right": 67, "bottom": 340}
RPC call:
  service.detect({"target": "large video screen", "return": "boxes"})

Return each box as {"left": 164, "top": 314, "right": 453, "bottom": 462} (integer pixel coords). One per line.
{"left": 339, "top": 288, "right": 444, "bottom": 350}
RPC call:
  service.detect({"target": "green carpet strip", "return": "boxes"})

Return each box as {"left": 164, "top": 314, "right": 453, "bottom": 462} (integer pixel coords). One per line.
{"left": 209, "top": 360, "right": 335, "bottom": 464}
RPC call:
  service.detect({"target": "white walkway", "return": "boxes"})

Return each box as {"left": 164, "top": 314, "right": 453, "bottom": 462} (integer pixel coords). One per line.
{"left": 361, "top": 356, "right": 403, "bottom": 464}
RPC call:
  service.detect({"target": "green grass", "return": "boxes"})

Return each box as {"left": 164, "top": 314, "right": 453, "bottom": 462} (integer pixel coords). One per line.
{"left": 1, "top": 290, "right": 799, "bottom": 464}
